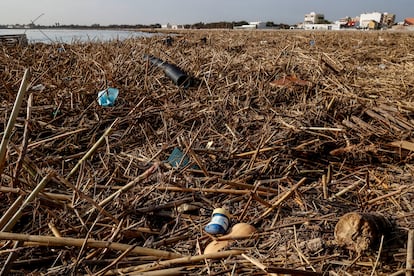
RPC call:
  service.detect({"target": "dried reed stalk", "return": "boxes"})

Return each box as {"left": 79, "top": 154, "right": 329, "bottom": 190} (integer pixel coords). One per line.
{"left": 2, "top": 171, "right": 53, "bottom": 231}
{"left": 66, "top": 119, "right": 119, "bottom": 179}
{"left": 0, "top": 195, "right": 23, "bottom": 230}
{"left": 12, "top": 90, "right": 33, "bottom": 186}
{"left": 106, "top": 250, "right": 243, "bottom": 274}
{"left": 91, "top": 161, "right": 160, "bottom": 212}
{"left": 0, "top": 231, "right": 180, "bottom": 259}
{"left": 259, "top": 177, "right": 306, "bottom": 219}
{"left": 0, "top": 68, "right": 31, "bottom": 175}
{"left": 407, "top": 230, "right": 414, "bottom": 276}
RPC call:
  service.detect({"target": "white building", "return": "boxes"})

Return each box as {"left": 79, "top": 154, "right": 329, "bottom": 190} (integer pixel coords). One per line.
{"left": 233, "top": 21, "right": 267, "bottom": 29}
{"left": 304, "top": 12, "right": 325, "bottom": 24}
{"left": 359, "top": 12, "right": 383, "bottom": 28}
{"left": 250, "top": 21, "right": 267, "bottom": 29}
{"left": 161, "top": 23, "right": 184, "bottom": 29}
{"left": 171, "top": 25, "right": 185, "bottom": 30}
{"left": 303, "top": 23, "right": 340, "bottom": 31}
{"left": 161, "top": 23, "right": 172, "bottom": 29}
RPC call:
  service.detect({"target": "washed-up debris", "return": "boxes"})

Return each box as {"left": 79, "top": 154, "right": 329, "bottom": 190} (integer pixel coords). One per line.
{"left": 1, "top": 30, "right": 414, "bottom": 275}
{"left": 176, "top": 202, "right": 203, "bottom": 214}
{"left": 270, "top": 75, "right": 311, "bottom": 87}
{"left": 31, "top": 84, "right": 46, "bottom": 91}
{"left": 388, "top": 140, "right": 414, "bottom": 152}
{"left": 0, "top": 34, "right": 28, "bottom": 47}
{"left": 378, "top": 63, "right": 386, "bottom": 69}
{"left": 163, "top": 35, "right": 174, "bottom": 46}
{"left": 204, "top": 223, "right": 257, "bottom": 254}
{"left": 204, "top": 207, "right": 230, "bottom": 235}
{"left": 97, "top": 87, "right": 119, "bottom": 106}
{"left": 321, "top": 52, "right": 344, "bottom": 73}
{"left": 334, "top": 212, "right": 393, "bottom": 254}
{"left": 166, "top": 147, "right": 191, "bottom": 168}
{"left": 144, "top": 54, "right": 192, "bottom": 88}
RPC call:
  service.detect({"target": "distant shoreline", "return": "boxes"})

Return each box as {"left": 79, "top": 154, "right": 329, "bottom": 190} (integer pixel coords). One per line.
{"left": 0, "top": 28, "right": 157, "bottom": 43}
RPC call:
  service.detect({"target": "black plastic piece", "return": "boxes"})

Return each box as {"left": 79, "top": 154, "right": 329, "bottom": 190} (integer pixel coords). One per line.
{"left": 144, "top": 55, "right": 192, "bottom": 88}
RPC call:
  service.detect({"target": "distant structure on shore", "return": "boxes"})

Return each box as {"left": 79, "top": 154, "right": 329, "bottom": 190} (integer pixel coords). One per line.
{"left": 296, "top": 10, "right": 401, "bottom": 31}
{"left": 359, "top": 12, "right": 395, "bottom": 29}
{"left": 233, "top": 21, "right": 267, "bottom": 30}
{"left": 394, "top": 17, "right": 414, "bottom": 31}
{"left": 299, "top": 12, "right": 340, "bottom": 30}
{"left": 405, "top": 18, "right": 414, "bottom": 25}
{"left": 304, "top": 12, "right": 325, "bottom": 24}
{"left": 161, "top": 23, "right": 185, "bottom": 30}
{"left": 160, "top": 21, "right": 272, "bottom": 30}
{"left": 3, "top": 9, "right": 410, "bottom": 31}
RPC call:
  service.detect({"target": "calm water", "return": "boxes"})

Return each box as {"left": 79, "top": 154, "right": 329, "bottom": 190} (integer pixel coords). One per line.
{"left": 0, "top": 28, "right": 154, "bottom": 43}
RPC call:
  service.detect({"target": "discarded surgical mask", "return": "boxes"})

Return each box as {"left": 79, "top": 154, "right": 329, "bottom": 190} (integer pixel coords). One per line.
{"left": 97, "top": 87, "right": 119, "bottom": 107}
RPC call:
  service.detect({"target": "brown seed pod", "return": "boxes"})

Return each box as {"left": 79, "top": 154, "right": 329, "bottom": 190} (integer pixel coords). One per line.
{"left": 204, "top": 223, "right": 256, "bottom": 254}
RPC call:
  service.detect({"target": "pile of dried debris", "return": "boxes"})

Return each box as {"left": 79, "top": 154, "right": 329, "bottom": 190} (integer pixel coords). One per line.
{"left": 1, "top": 30, "right": 413, "bottom": 275}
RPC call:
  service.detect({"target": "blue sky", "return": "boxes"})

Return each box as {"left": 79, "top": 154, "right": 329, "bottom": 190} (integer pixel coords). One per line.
{"left": 0, "top": 0, "right": 412, "bottom": 25}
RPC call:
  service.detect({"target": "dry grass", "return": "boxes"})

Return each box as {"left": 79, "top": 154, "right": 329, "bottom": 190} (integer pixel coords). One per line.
{"left": 1, "top": 29, "right": 414, "bottom": 275}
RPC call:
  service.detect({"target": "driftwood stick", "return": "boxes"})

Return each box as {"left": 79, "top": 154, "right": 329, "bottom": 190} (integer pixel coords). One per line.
{"left": 53, "top": 173, "right": 119, "bottom": 223}
{"left": 0, "top": 195, "right": 23, "bottom": 230}
{"left": 27, "top": 128, "right": 88, "bottom": 150}
{"left": 329, "top": 180, "right": 363, "bottom": 200}
{"left": 0, "top": 241, "right": 23, "bottom": 276}
{"left": 13, "top": 91, "right": 33, "bottom": 187}
{"left": 0, "top": 68, "right": 31, "bottom": 176}
{"left": 0, "top": 186, "right": 21, "bottom": 193}
{"left": 407, "top": 229, "right": 414, "bottom": 276}
{"left": 219, "top": 179, "right": 280, "bottom": 195}
{"left": 260, "top": 177, "right": 307, "bottom": 219}
{"left": 267, "top": 267, "right": 323, "bottom": 276}
{"left": 0, "top": 231, "right": 180, "bottom": 259}
{"left": 367, "top": 185, "right": 408, "bottom": 205}
{"left": 91, "top": 245, "right": 137, "bottom": 276}
{"left": 2, "top": 171, "right": 54, "bottom": 232}
{"left": 244, "top": 253, "right": 323, "bottom": 275}
{"left": 0, "top": 186, "right": 71, "bottom": 203}
{"left": 241, "top": 253, "right": 271, "bottom": 273}
{"left": 371, "top": 235, "right": 384, "bottom": 276}
{"left": 0, "top": 169, "right": 51, "bottom": 276}
{"left": 66, "top": 118, "right": 118, "bottom": 179}
{"left": 136, "top": 197, "right": 194, "bottom": 213}
{"left": 48, "top": 222, "right": 62, "bottom": 238}
{"left": 234, "top": 146, "right": 281, "bottom": 157}
{"left": 322, "top": 174, "right": 328, "bottom": 200}
{"left": 105, "top": 250, "right": 244, "bottom": 275}
{"left": 90, "top": 162, "right": 159, "bottom": 213}
{"left": 180, "top": 136, "right": 209, "bottom": 177}
{"left": 299, "top": 126, "right": 344, "bottom": 132}
{"left": 155, "top": 185, "right": 271, "bottom": 196}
